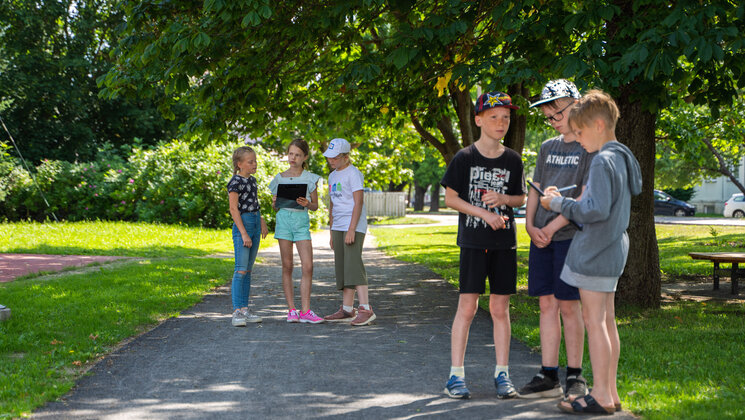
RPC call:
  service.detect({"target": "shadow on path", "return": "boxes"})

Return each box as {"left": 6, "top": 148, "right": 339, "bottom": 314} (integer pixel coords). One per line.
{"left": 33, "top": 230, "right": 633, "bottom": 419}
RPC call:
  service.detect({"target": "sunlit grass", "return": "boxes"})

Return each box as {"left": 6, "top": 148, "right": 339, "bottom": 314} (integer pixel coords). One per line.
{"left": 0, "top": 220, "right": 276, "bottom": 258}
{"left": 0, "top": 220, "right": 279, "bottom": 418}
{"left": 372, "top": 224, "right": 745, "bottom": 419}
{"left": 0, "top": 257, "right": 233, "bottom": 418}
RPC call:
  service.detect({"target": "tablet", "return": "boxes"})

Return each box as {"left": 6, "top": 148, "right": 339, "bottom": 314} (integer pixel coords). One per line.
{"left": 276, "top": 184, "right": 308, "bottom": 209}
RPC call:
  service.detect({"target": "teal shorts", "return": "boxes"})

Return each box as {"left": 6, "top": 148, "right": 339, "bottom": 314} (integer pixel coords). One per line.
{"left": 274, "top": 209, "right": 311, "bottom": 242}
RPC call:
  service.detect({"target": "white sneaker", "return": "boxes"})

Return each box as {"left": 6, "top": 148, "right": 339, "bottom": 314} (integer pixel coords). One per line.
{"left": 231, "top": 310, "right": 247, "bottom": 327}
{"left": 241, "top": 308, "right": 262, "bottom": 323}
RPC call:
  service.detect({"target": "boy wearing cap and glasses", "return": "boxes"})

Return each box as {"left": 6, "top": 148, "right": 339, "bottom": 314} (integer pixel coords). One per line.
{"left": 516, "top": 80, "right": 593, "bottom": 401}
{"left": 322, "top": 138, "right": 376, "bottom": 326}
{"left": 440, "top": 92, "right": 527, "bottom": 399}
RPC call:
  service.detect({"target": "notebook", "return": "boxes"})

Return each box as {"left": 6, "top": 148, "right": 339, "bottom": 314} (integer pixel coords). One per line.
{"left": 276, "top": 183, "right": 308, "bottom": 210}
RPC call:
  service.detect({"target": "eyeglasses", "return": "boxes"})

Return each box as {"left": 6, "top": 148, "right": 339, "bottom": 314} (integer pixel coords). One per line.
{"left": 544, "top": 102, "right": 574, "bottom": 123}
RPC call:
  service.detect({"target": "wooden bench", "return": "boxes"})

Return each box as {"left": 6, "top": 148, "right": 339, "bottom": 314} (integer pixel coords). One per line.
{"left": 688, "top": 252, "right": 745, "bottom": 294}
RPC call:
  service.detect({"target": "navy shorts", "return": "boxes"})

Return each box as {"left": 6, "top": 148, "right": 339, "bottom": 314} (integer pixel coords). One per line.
{"left": 459, "top": 248, "right": 517, "bottom": 295}
{"left": 528, "top": 239, "right": 580, "bottom": 300}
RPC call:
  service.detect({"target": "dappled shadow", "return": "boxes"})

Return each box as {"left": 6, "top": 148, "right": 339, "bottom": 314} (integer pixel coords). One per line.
{"left": 33, "top": 231, "right": 634, "bottom": 419}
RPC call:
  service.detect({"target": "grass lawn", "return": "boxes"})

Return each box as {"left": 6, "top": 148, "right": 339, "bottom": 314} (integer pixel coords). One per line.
{"left": 0, "top": 220, "right": 276, "bottom": 257}
{"left": 0, "top": 221, "right": 276, "bottom": 418}
{"left": 372, "top": 224, "right": 745, "bottom": 420}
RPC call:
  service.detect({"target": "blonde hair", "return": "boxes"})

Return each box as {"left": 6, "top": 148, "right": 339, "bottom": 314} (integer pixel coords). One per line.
{"left": 232, "top": 146, "right": 256, "bottom": 174}
{"left": 567, "top": 89, "right": 620, "bottom": 131}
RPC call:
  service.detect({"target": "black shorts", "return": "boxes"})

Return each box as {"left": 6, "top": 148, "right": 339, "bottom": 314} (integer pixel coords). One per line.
{"left": 459, "top": 247, "right": 517, "bottom": 295}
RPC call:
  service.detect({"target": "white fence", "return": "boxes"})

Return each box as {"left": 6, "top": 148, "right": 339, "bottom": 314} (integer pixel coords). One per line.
{"left": 364, "top": 192, "right": 406, "bottom": 217}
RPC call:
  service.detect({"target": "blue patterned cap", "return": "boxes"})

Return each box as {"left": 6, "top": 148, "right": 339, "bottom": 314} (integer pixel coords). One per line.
{"left": 474, "top": 92, "right": 519, "bottom": 115}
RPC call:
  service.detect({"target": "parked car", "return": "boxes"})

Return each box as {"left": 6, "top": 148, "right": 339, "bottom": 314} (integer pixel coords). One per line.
{"left": 723, "top": 193, "right": 745, "bottom": 218}
{"left": 654, "top": 190, "right": 695, "bottom": 216}
{"left": 513, "top": 204, "right": 526, "bottom": 218}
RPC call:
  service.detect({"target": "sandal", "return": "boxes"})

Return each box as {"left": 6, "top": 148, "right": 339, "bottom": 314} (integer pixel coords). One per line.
{"left": 558, "top": 395, "right": 615, "bottom": 415}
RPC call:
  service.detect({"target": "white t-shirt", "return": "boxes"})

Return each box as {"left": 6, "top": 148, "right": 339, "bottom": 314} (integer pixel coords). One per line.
{"left": 328, "top": 165, "right": 367, "bottom": 233}
{"left": 268, "top": 170, "right": 321, "bottom": 212}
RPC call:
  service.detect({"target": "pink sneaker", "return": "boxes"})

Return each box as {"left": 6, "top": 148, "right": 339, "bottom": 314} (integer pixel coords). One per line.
{"left": 298, "top": 309, "right": 324, "bottom": 324}
{"left": 286, "top": 309, "right": 299, "bottom": 323}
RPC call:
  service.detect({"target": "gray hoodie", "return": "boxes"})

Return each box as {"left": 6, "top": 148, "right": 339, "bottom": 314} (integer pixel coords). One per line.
{"left": 549, "top": 141, "right": 642, "bottom": 278}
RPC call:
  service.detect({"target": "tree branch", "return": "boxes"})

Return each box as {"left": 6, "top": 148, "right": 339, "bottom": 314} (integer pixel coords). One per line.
{"left": 702, "top": 137, "right": 745, "bottom": 195}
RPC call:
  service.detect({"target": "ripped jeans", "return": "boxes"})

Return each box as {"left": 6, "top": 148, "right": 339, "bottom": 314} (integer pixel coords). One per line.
{"left": 232, "top": 212, "right": 261, "bottom": 310}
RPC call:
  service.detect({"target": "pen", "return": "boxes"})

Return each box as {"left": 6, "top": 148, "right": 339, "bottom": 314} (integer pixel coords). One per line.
{"left": 557, "top": 184, "right": 577, "bottom": 193}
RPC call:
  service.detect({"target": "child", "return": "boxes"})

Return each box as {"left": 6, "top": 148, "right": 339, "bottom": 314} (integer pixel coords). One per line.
{"left": 440, "top": 92, "right": 527, "bottom": 399}
{"left": 268, "top": 139, "right": 324, "bottom": 324}
{"left": 227, "top": 146, "right": 269, "bottom": 327}
{"left": 517, "top": 80, "right": 592, "bottom": 400}
{"left": 322, "top": 138, "right": 376, "bottom": 326}
{"left": 540, "top": 90, "right": 641, "bottom": 415}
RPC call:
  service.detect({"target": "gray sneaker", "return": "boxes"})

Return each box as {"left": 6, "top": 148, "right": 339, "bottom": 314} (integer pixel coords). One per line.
{"left": 241, "top": 308, "right": 262, "bottom": 323}
{"left": 565, "top": 374, "right": 589, "bottom": 401}
{"left": 517, "top": 372, "right": 563, "bottom": 399}
{"left": 495, "top": 372, "right": 517, "bottom": 399}
{"left": 231, "top": 310, "right": 247, "bottom": 327}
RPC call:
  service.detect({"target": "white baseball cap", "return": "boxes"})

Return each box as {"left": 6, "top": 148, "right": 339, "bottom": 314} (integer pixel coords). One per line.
{"left": 323, "top": 138, "right": 351, "bottom": 158}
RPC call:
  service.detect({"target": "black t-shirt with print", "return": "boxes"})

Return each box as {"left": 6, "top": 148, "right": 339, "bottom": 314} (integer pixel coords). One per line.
{"left": 227, "top": 174, "right": 260, "bottom": 213}
{"left": 440, "top": 144, "right": 526, "bottom": 250}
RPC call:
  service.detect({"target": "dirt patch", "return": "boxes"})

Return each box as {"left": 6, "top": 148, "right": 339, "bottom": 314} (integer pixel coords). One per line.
{"left": 662, "top": 277, "right": 744, "bottom": 304}
{"left": 0, "top": 254, "right": 131, "bottom": 283}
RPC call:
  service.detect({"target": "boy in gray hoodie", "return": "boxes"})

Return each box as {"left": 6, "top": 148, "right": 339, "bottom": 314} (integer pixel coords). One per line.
{"left": 540, "top": 90, "right": 642, "bottom": 415}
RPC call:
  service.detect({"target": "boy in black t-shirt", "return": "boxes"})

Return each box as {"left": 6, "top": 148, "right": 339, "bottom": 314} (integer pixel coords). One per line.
{"left": 440, "top": 91, "right": 527, "bottom": 399}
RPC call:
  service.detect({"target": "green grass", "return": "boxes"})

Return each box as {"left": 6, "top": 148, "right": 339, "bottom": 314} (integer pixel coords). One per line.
{"left": 372, "top": 224, "right": 745, "bottom": 419}
{"left": 369, "top": 216, "right": 437, "bottom": 225}
{"left": 0, "top": 221, "right": 277, "bottom": 418}
{"left": 656, "top": 225, "right": 744, "bottom": 279}
{"left": 0, "top": 220, "right": 276, "bottom": 257}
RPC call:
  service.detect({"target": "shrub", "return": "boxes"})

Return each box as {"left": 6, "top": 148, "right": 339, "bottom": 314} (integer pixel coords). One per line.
{"left": 0, "top": 140, "right": 329, "bottom": 229}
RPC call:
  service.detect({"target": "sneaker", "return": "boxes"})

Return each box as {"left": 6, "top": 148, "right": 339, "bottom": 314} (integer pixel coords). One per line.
{"left": 565, "top": 374, "right": 589, "bottom": 401}
{"left": 299, "top": 309, "right": 324, "bottom": 324}
{"left": 286, "top": 309, "right": 300, "bottom": 323}
{"left": 444, "top": 375, "right": 471, "bottom": 399}
{"left": 324, "top": 306, "right": 356, "bottom": 322}
{"left": 231, "top": 310, "right": 247, "bottom": 327}
{"left": 350, "top": 307, "right": 376, "bottom": 326}
{"left": 517, "top": 372, "right": 563, "bottom": 399}
{"left": 495, "top": 372, "right": 517, "bottom": 399}
{"left": 240, "top": 308, "right": 262, "bottom": 323}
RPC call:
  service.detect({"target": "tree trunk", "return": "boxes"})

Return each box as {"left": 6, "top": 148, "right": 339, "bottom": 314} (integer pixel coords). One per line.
{"left": 413, "top": 180, "right": 427, "bottom": 212}
{"left": 503, "top": 83, "right": 529, "bottom": 155}
{"left": 450, "top": 87, "right": 479, "bottom": 147}
{"left": 430, "top": 184, "right": 441, "bottom": 212}
{"left": 615, "top": 88, "right": 661, "bottom": 308}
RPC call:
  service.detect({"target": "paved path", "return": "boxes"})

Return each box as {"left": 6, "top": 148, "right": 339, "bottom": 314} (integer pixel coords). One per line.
{"left": 33, "top": 230, "right": 633, "bottom": 419}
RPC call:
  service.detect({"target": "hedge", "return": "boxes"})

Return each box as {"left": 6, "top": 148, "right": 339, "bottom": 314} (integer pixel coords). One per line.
{"left": 0, "top": 140, "right": 329, "bottom": 230}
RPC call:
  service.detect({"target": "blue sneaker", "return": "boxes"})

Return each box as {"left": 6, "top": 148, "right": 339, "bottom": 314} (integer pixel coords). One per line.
{"left": 495, "top": 372, "right": 517, "bottom": 399}
{"left": 444, "top": 375, "right": 471, "bottom": 399}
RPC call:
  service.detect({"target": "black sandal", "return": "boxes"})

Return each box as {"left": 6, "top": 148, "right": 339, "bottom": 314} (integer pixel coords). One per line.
{"left": 558, "top": 395, "right": 616, "bottom": 415}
